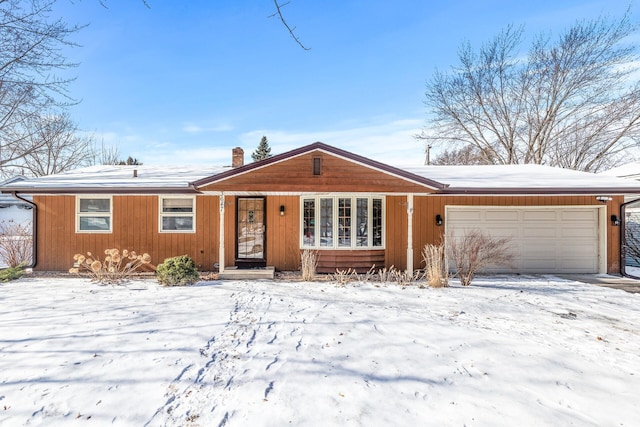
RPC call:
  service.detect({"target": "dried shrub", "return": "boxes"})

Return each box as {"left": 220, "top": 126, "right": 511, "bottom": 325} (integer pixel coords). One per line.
{"left": 69, "top": 248, "right": 152, "bottom": 285}
{"left": 389, "top": 268, "right": 425, "bottom": 287}
{"left": 156, "top": 255, "right": 199, "bottom": 286}
{"left": 330, "top": 268, "right": 358, "bottom": 287}
{"left": 447, "top": 229, "right": 515, "bottom": 286}
{"left": 0, "top": 220, "right": 32, "bottom": 267}
{"left": 422, "top": 243, "right": 448, "bottom": 288}
{"left": 300, "top": 249, "right": 318, "bottom": 281}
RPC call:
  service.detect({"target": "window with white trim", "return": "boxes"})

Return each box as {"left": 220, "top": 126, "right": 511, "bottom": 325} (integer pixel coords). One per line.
{"left": 77, "top": 196, "right": 112, "bottom": 233}
{"left": 301, "top": 195, "right": 384, "bottom": 249}
{"left": 159, "top": 196, "right": 195, "bottom": 232}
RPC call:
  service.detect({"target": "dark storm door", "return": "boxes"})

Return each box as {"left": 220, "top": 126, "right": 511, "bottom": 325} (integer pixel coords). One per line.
{"left": 236, "top": 197, "right": 266, "bottom": 268}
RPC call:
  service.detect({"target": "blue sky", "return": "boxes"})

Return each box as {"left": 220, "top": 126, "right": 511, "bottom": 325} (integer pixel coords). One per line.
{"left": 53, "top": 0, "right": 636, "bottom": 166}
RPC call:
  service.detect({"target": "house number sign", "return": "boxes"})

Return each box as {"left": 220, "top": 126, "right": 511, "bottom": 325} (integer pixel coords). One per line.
{"left": 248, "top": 210, "right": 255, "bottom": 223}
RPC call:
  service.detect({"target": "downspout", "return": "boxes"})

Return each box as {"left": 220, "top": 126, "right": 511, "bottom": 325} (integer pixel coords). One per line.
{"left": 620, "top": 197, "right": 640, "bottom": 278}
{"left": 10, "top": 192, "right": 37, "bottom": 269}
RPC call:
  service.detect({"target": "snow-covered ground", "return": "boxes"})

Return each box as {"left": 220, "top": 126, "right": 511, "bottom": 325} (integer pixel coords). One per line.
{"left": 1, "top": 275, "right": 640, "bottom": 426}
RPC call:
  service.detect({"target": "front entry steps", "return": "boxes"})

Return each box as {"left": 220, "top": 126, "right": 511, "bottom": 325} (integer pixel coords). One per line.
{"left": 218, "top": 266, "right": 275, "bottom": 280}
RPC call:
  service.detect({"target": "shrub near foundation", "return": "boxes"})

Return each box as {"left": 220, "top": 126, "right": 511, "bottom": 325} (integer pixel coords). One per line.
{"left": 156, "top": 255, "right": 200, "bottom": 286}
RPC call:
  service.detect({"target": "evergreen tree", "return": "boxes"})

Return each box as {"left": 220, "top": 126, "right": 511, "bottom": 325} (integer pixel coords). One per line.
{"left": 117, "top": 156, "right": 142, "bottom": 165}
{"left": 251, "top": 136, "right": 272, "bottom": 162}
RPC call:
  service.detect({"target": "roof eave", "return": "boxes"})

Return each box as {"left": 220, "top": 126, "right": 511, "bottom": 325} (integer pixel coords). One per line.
{"left": 0, "top": 186, "right": 200, "bottom": 195}
{"left": 438, "top": 187, "right": 640, "bottom": 195}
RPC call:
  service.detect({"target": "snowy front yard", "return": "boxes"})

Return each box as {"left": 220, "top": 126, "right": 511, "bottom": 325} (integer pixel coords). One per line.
{"left": 1, "top": 276, "right": 639, "bottom": 426}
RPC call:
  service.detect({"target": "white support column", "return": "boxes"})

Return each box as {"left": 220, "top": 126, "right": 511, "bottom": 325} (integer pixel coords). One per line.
{"left": 219, "top": 193, "right": 225, "bottom": 273}
{"left": 407, "top": 193, "right": 414, "bottom": 273}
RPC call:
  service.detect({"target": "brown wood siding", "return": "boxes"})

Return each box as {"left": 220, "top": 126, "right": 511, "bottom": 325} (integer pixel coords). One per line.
{"left": 412, "top": 195, "right": 623, "bottom": 274}
{"left": 34, "top": 193, "right": 623, "bottom": 274}
{"left": 316, "top": 250, "right": 385, "bottom": 273}
{"left": 385, "top": 195, "right": 408, "bottom": 270}
{"left": 35, "top": 195, "right": 221, "bottom": 272}
{"left": 200, "top": 151, "right": 435, "bottom": 194}
{"left": 266, "top": 195, "right": 300, "bottom": 270}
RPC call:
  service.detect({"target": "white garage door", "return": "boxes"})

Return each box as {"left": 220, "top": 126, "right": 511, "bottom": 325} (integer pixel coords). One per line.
{"left": 445, "top": 206, "right": 601, "bottom": 273}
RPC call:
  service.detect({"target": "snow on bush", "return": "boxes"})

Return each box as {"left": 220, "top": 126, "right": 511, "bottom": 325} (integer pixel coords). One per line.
{"left": 0, "top": 219, "right": 32, "bottom": 267}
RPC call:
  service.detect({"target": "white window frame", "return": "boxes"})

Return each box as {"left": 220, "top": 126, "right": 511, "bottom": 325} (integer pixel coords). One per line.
{"left": 76, "top": 195, "right": 112, "bottom": 233}
{"left": 159, "top": 195, "right": 196, "bottom": 233}
{"left": 300, "top": 195, "right": 385, "bottom": 250}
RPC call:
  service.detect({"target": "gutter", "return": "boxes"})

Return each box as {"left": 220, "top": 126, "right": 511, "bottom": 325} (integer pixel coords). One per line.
{"left": 10, "top": 192, "right": 36, "bottom": 269}
{"left": 620, "top": 197, "right": 640, "bottom": 279}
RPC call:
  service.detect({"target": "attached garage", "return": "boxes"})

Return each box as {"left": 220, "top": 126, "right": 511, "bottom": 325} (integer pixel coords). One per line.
{"left": 445, "top": 206, "right": 605, "bottom": 274}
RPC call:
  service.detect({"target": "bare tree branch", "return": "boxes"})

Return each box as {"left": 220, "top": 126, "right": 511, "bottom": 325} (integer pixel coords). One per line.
{"left": 420, "top": 10, "right": 640, "bottom": 171}
{"left": 270, "top": 0, "right": 310, "bottom": 51}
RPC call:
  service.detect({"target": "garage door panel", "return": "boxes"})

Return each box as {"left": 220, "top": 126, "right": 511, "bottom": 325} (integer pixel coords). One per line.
{"left": 446, "top": 206, "right": 600, "bottom": 274}
{"left": 561, "top": 210, "right": 597, "bottom": 221}
{"left": 485, "top": 210, "right": 519, "bottom": 221}
{"left": 560, "top": 227, "right": 597, "bottom": 238}
{"left": 523, "top": 227, "right": 556, "bottom": 237}
{"left": 523, "top": 211, "right": 557, "bottom": 221}
{"left": 448, "top": 211, "right": 481, "bottom": 221}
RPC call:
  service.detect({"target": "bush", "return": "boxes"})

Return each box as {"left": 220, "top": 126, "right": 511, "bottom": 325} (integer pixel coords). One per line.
{"left": 300, "top": 249, "right": 318, "bottom": 281}
{"left": 0, "top": 220, "right": 32, "bottom": 267}
{"left": 422, "top": 243, "right": 448, "bottom": 288}
{"left": 156, "top": 255, "right": 200, "bottom": 286}
{"left": 447, "top": 229, "right": 515, "bottom": 286}
{"left": 0, "top": 265, "right": 24, "bottom": 282}
{"left": 69, "top": 249, "right": 152, "bottom": 285}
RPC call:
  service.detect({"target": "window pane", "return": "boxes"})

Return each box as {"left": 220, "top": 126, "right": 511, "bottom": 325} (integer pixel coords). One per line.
{"left": 320, "top": 198, "right": 333, "bottom": 247}
{"left": 303, "top": 199, "right": 315, "bottom": 246}
{"left": 356, "top": 198, "right": 368, "bottom": 246}
{"left": 338, "top": 198, "right": 351, "bottom": 247}
{"left": 79, "top": 198, "right": 110, "bottom": 213}
{"left": 372, "top": 198, "right": 383, "bottom": 247}
{"left": 79, "top": 216, "right": 110, "bottom": 231}
{"left": 162, "top": 216, "right": 194, "bottom": 231}
{"left": 163, "top": 198, "right": 193, "bottom": 213}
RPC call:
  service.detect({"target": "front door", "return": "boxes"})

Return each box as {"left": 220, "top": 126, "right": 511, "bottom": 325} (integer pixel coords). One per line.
{"left": 236, "top": 197, "right": 266, "bottom": 268}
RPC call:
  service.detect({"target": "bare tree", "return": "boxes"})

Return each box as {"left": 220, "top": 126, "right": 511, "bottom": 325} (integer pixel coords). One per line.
{"left": 432, "top": 145, "right": 491, "bottom": 166}
{"left": 1, "top": 112, "right": 93, "bottom": 177}
{"left": 0, "top": 0, "right": 82, "bottom": 176}
{"left": 420, "top": 11, "right": 640, "bottom": 172}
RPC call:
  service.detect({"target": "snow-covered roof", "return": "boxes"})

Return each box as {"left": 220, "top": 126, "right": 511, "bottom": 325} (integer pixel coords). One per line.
{"left": 0, "top": 165, "right": 229, "bottom": 193}
{"left": 2, "top": 146, "right": 640, "bottom": 195}
{"left": 599, "top": 162, "right": 640, "bottom": 179}
{"left": 402, "top": 164, "right": 640, "bottom": 193}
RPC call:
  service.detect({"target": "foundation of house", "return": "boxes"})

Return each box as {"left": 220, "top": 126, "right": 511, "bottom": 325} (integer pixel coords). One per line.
{"left": 218, "top": 266, "right": 275, "bottom": 280}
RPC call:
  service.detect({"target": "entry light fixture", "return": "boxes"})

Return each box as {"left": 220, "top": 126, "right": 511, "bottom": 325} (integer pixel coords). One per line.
{"left": 435, "top": 214, "right": 443, "bottom": 226}
{"left": 596, "top": 196, "right": 612, "bottom": 203}
{"left": 280, "top": 205, "right": 285, "bottom": 216}
{"left": 611, "top": 214, "right": 621, "bottom": 226}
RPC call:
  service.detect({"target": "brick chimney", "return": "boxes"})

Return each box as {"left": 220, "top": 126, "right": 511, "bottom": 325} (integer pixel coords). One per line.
{"left": 232, "top": 147, "right": 244, "bottom": 167}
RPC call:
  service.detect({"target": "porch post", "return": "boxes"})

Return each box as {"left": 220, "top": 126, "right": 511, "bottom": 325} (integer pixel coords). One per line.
{"left": 407, "top": 193, "right": 414, "bottom": 273}
{"left": 219, "top": 193, "right": 225, "bottom": 273}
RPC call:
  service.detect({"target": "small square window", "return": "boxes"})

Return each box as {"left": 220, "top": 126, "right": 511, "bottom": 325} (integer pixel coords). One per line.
{"left": 77, "top": 196, "right": 112, "bottom": 233}
{"left": 160, "top": 196, "right": 195, "bottom": 232}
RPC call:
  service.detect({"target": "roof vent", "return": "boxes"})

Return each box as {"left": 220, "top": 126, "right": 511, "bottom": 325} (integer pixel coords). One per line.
{"left": 133, "top": 169, "right": 138, "bottom": 178}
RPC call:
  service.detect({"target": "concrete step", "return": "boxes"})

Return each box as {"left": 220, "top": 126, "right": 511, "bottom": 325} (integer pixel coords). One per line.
{"left": 218, "top": 266, "right": 275, "bottom": 280}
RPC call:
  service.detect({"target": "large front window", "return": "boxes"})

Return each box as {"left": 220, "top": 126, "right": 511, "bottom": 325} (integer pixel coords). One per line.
{"left": 77, "top": 196, "right": 112, "bottom": 233}
{"left": 159, "top": 196, "right": 195, "bottom": 232}
{"left": 301, "top": 196, "right": 384, "bottom": 249}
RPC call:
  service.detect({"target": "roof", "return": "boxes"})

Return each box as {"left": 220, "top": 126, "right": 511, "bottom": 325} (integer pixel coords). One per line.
{"left": 0, "top": 165, "right": 227, "bottom": 194}
{"left": 599, "top": 162, "right": 640, "bottom": 180}
{"left": 2, "top": 143, "right": 640, "bottom": 195}
{"left": 402, "top": 164, "right": 640, "bottom": 194}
